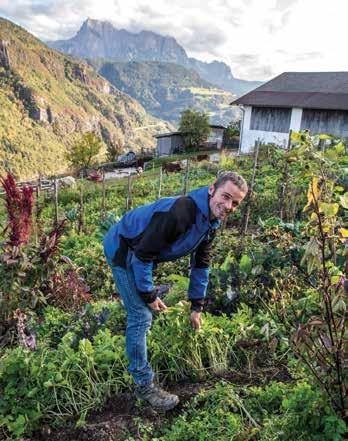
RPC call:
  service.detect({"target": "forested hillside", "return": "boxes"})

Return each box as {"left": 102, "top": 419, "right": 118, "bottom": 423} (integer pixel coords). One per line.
{"left": 0, "top": 18, "right": 171, "bottom": 179}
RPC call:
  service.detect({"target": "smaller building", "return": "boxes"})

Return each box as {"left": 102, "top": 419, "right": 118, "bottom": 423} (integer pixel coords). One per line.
{"left": 207, "top": 125, "right": 225, "bottom": 149}
{"left": 155, "top": 125, "right": 226, "bottom": 156}
{"left": 154, "top": 131, "right": 184, "bottom": 156}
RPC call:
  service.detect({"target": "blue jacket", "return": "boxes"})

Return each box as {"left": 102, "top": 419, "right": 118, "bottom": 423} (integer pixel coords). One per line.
{"left": 103, "top": 186, "right": 220, "bottom": 309}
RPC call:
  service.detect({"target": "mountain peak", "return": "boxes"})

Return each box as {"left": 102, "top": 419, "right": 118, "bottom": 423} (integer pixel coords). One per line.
{"left": 48, "top": 19, "right": 262, "bottom": 95}
{"left": 50, "top": 19, "right": 189, "bottom": 64}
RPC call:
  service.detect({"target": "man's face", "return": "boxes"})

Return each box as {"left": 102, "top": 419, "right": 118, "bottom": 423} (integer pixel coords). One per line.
{"left": 208, "top": 180, "right": 247, "bottom": 220}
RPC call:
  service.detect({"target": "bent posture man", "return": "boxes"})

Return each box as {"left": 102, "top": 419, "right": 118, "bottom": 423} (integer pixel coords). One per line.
{"left": 103, "top": 172, "right": 248, "bottom": 410}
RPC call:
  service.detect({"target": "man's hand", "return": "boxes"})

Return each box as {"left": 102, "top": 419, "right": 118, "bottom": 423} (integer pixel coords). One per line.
{"left": 190, "top": 311, "right": 202, "bottom": 330}
{"left": 148, "top": 297, "right": 167, "bottom": 312}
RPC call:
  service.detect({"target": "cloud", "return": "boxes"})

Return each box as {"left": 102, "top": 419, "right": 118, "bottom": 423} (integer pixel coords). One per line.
{"left": 275, "top": 0, "right": 298, "bottom": 12}
{"left": 0, "top": 0, "right": 348, "bottom": 81}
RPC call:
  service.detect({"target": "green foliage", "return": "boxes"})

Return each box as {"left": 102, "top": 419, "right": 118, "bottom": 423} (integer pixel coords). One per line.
{"left": 60, "top": 232, "right": 114, "bottom": 297}
{"left": 106, "top": 137, "right": 124, "bottom": 163}
{"left": 65, "top": 131, "right": 102, "bottom": 172}
{"left": 148, "top": 303, "right": 256, "bottom": 382}
{"left": 159, "top": 382, "right": 245, "bottom": 441}
{"left": 245, "top": 381, "right": 347, "bottom": 441}
{"left": 224, "top": 120, "right": 240, "bottom": 138}
{"left": 159, "top": 381, "right": 346, "bottom": 441}
{"left": 0, "top": 329, "right": 130, "bottom": 438}
{"left": 0, "top": 132, "right": 347, "bottom": 438}
{"left": 179, "top": 109, "right": 211, "bottom": 150}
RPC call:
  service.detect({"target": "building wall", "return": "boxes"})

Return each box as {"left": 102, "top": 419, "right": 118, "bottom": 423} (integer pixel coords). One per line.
{"left": 300, "top": 109, "right": 348, "bottom": 137}
{"left": 156, "top": 137, "right": 173, "bottom": 156}
{"left": 171, "top": 134, "right": 184, "bottom": 152}
{"left": 240, "top": 106, "right": 303, "bottom": 153}
{"left": 250, "top": 107, "right": 291, "bottom": 132}
{"left": 208, "top": 128, "right": 224, "bottom": 149}
{"left": 156, "top": 134, "right": 184, "bottom": 156}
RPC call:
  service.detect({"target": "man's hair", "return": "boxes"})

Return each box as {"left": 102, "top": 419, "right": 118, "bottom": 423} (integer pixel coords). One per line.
{"left": 213, "top": 172, "right": 248, "bottom": 193}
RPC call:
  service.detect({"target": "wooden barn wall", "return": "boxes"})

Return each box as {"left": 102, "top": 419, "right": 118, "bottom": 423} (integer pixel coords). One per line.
{"left": 250, "top": 107, "right": 292, "bottom": 133}
{"left": 300, "top": 109, "right": 348, "bottom": 137}
{"left": 157, "top": 137, "right": 172, "bottom": 155}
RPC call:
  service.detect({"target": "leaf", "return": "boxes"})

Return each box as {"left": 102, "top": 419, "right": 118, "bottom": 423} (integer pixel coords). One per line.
{"left": 332, "top": 299, "right": 346, "bottom": 313}
{"left": 319, "top": 202, "right": 339, "bottom": 217}
{"left": 239, "top": 254, "right": 252, "bottom": 274}
{"left": 338, "top": 228, "right": 348, "bottom": 238}
{"left": 339, "top": 193, "right": 348, "bottom": 209}
{"left": 318, "top": 133, "right": 333, "bottom": 140}
{"left": 335, "top": 142, "right": 346, "bottom": 154}
{"left": 303, "top": 177, "right": 321, "bottom": 212}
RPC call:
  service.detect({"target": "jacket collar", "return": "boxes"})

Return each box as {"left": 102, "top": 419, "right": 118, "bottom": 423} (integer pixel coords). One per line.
{"left": 188, "top": 186, "right": 221, "bottom": 229}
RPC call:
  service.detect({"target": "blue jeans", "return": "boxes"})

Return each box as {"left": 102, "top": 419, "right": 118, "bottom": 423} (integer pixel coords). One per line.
{"left": 109, "top": 263, "right": 154, "bottom": 386}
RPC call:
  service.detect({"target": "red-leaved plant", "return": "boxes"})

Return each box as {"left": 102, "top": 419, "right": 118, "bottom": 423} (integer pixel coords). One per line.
{"left": 0, "top": 173, "right": 90, "bottom": 347}
{"left": 0, "top": 173, "right": 33, "bottom": 246}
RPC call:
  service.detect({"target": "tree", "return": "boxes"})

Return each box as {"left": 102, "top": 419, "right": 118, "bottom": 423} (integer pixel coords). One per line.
{"left": 179, "top": 109, "right": 211, "bottom": 151}
{"left": 106, "top": 137, "right": 124, "bottom": 163}
{"left": 224, "top": 120, "right": 240, "bottom": 138}
{"left": 66, "top": 132, "right": 102, "bottom": 173}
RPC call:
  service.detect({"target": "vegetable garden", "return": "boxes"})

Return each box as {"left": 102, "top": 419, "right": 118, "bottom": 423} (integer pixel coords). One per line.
{"left": 0, "top": 132, "right": 347, "bottom": 440}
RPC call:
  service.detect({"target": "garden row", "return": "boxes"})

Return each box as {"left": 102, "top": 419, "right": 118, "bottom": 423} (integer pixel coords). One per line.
{"left": 0, "top": 132, "right": 347, "bottom": 439}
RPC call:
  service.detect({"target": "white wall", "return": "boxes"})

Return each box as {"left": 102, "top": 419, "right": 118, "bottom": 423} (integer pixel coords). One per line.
{"left": 239, "top": 106, "right": 303, "bottom": 153}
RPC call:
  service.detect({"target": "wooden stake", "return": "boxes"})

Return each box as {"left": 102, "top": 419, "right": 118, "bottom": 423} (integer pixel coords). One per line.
{"left": 126, "top": 173, "right": 132, "bottom": 210}
{"left": 101, "top": 169, "right": 106, "bottom": 219}
{"left": 241, "top": 139, "right": 260, "bottom": 234}
{"left": 35, "top": 178, "right": 41, "bottom": 244}
{"left": 279, "top": 129, "right": 292, "bottom": 221}
{"left": 183, "top": 159, "right": 190, "bottom": 195}
{"left": 53, "top": 177, "right": 59, "bottom": 228}
{"left": 78, "top": 183, "right": 84, "bottom": 234}
{"left": 157, "top": 166, "right": 163, "bottom": 199}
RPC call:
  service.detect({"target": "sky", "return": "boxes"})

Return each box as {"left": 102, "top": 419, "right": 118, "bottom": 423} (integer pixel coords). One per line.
{"left": 0, "top": 0, "right": 347, "bottom": 81}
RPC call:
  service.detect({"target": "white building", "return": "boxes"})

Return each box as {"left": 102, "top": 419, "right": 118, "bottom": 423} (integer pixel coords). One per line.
{"left": 231, "top": 72, "right": 348, "bottom": 153}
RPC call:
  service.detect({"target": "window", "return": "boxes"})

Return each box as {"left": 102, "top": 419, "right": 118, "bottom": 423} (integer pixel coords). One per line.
{"left": 250, "top": 107, "right": 291, "bottom": 133}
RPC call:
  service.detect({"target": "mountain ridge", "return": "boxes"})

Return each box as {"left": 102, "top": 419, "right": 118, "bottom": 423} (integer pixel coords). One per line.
{"left": 48, "top": 18, "right": 262, "bottom": 96}
{"left": 91, "top": 59, "right": 240, "bottom": 126}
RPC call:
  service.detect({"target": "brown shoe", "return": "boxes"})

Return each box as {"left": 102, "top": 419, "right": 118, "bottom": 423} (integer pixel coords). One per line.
{"left": 135, "top": 383, "right": 179, "bottom": 411}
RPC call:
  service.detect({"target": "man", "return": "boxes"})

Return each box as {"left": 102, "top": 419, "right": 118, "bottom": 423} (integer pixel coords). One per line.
{"left": 103, "top": 171, "right": 248, "bottom": 411}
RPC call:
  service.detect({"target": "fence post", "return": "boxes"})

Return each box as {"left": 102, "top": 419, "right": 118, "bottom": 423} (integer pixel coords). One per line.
{"left": 35, "top": 177, "right": 41, "bottom": 244}
{"left": 126, "top": 173, "right": 132, "bottom": 210}
{"left": 157, "top": 166, "right": 163, "bottom": 199}
{"left": 279, "top": 130, "right": 292, "bottom": 221}
{"left": 37, "top": 175, "right": 42, "bottom": 196}
{"left": 53, "top": 177, "right": 59, "bottom": 228}
{"left": 183, "top": 159, "right": 190, "bottom": 195}
{"left": 241, "top": 139, "right": 260, "bottom": 234}
{"left": 101, "top": 169, "right": 106, "bottom": 219}
{"left": 78, "top": 182, "right": 84, "bottom": 234}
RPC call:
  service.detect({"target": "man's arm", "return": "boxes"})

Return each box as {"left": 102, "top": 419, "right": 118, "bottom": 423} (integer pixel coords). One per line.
{"left": 188, "top": 230, "right": 217, "bottom": 312}
{"left": 131, "top": 197, "right": 197, "bottom": 304}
